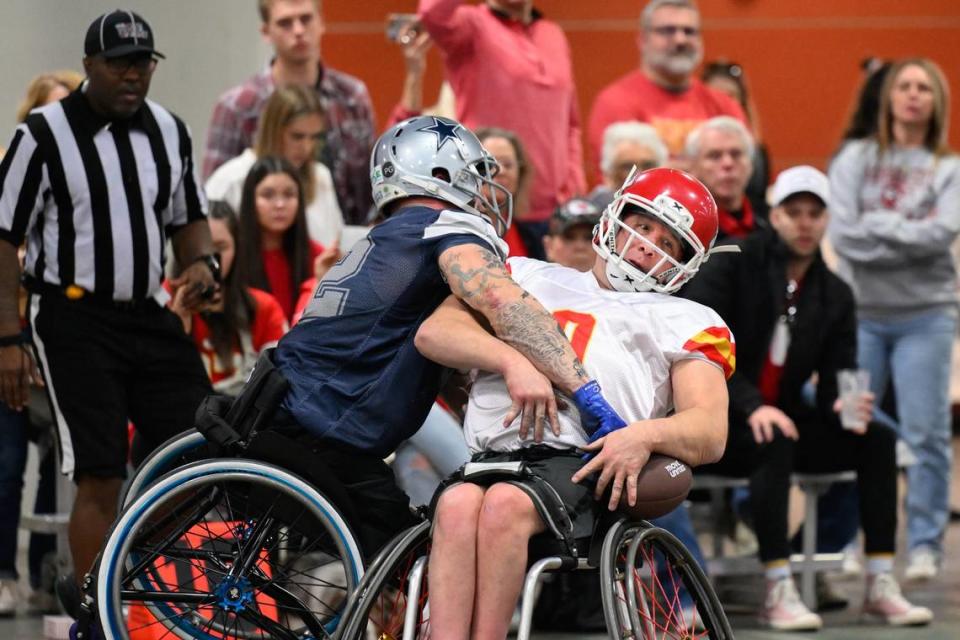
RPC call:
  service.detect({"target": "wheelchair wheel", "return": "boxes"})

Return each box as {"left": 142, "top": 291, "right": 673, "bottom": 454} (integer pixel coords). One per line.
{"left": 121, "top": 429, "right": 210, "bottom": 509}
{"left": 98, "top": 459, "right": 364, "bottom": 640}
{"left": 336, "top": 521, "right": 431, "bottom": 640}
{"left": 600, "top": 519, "right": 733, "bottom": 640}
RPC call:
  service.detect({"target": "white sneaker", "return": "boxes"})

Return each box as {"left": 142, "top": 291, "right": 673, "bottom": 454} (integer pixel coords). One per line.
{"left": 0, "top": 579, "right": 18, "bottom": 617}
{"left": 760, "top": 577, "right": 823, "bottom": 631}
{"left": 904, "top": 547, "right": 938, "bottom": 582}
{"left": 863, "top": 573, "right": 933, "bottom": 626}
{"left": 840, "top": 544, "right": 863, "bottom": 577}
{"left": 732, "top": 521, "right": 759, "bottom": 556}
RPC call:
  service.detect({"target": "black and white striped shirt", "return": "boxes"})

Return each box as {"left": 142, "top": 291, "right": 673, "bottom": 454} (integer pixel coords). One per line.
{"left": 0, "top": 87, "right": 207, "bottom": 301}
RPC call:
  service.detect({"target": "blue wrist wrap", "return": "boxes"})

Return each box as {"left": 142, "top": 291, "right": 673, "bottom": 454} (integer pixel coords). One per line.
{"left": 572, "top": 380, "right": 626, "bottom": 440}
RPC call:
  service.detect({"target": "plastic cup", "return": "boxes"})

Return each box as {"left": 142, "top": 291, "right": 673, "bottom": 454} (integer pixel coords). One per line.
{"left": 838, "top": 369, "right": 870, "bottom": 430}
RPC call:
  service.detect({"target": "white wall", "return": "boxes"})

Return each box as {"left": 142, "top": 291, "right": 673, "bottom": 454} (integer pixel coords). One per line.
{"left": 0, "top": 0, "right": 272, "bottom": 153}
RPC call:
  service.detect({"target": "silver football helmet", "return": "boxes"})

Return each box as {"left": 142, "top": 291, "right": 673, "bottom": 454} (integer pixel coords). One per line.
{"left": 370, "top": 115, "right": 513, "bottom": 235}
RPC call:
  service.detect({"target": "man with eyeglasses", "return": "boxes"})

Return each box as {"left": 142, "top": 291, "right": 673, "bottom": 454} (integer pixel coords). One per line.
{"left": 587, "top": 0, "right": 746, "bottom": 176}
{"left": 0, "top": 10, "right": 217, "bottom": 624}
{"left": 686, "top": 116, "right": 762, "bottom": 242}
{"left": 588, "top": 120, "right": 668, "bottom": 211}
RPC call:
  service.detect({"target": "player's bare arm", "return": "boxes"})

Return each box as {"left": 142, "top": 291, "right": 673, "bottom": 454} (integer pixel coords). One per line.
{"left": 416, "top": 294, "right": 561, "bottom": 440}
{"left": 438, "top": 243, "right": 589, "bottom": 393}
{"left": 573, "top": 358, "right": 728, "bottom": 510}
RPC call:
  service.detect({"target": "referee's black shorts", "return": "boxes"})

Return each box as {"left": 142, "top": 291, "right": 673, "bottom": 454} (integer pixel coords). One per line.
{"left": 27, "top": 292, "right": 211, "bottom": 479}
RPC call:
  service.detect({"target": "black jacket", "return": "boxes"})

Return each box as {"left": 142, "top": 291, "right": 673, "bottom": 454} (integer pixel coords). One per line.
{"left": 679, "top": 228, "right": 857, "bottom": 427}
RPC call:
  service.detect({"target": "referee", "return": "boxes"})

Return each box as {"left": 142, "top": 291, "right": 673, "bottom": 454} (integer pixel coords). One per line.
{"left": 0, "top": 9, "right": 217, "bottom": 602}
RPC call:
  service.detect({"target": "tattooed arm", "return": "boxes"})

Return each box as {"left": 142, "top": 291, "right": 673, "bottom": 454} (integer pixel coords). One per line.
{"left": 416, "top": 294, "right": 562, "bottom": 441}
{"left": 437, "top": 243, "right": 589, "bottom": 393}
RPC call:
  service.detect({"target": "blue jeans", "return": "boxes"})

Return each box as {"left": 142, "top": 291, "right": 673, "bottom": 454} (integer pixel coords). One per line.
{"left": 858, "top": 308, "right": 957, "bottom": 553}
{"left": 0, "top": 403, "right": 28, "bottom": 580}
{"left": 406, "top": 404, "right": 470, "bottom": 479}
{"left": 393, "top": 404, "right": 470, "bottom": 506}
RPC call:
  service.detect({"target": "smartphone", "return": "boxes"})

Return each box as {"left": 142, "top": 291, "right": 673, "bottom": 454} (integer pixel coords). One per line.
{"left": 386, "top": 13, "right": 420, "bottom": 44}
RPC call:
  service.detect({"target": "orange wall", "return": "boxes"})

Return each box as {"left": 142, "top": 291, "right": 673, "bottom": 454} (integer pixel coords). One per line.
{"left": 322, "top": 1, "right": 960, "bottom": 183}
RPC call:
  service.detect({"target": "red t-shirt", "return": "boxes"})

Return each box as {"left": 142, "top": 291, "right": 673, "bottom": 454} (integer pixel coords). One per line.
{"left": 292, "top": 277, "right": 318, "bottom": 326}
{"left": 758, "top": 277, "right": 805, "bottom": 405}
{"left": 758, "top": 348, "right": 784, "bottom": 407}
{"left": 419, "top": 0, "right": 586, "bottom": 221}
{"left": 190, "top": 288, "right": 287, "bottom": 393}
{"left": 587, "top": 71, "right": 746, "bottom": 177}
{"left": 262, "top": 241, "right": 323, "bottom": 321}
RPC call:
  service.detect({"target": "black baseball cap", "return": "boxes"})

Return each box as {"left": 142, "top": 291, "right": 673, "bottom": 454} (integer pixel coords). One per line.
{"left": 549, "top": 197, "right": 601, "bottom": 235}
{"left": 84, "top": 10, "right": 165, "bottom": 59}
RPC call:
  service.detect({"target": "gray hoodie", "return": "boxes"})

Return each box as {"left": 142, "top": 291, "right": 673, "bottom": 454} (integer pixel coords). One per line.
{"left": 827, "top": 139, "right": 960, "bottom": 318}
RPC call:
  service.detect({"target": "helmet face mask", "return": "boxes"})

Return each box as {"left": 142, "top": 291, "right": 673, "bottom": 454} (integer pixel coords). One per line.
{"left": 593, "top": 167, "right": 719, "bottom": 294}
{"left": 370, "top": 116, "right": 513, "bottom": 235}
{"left": 596, "top": 208, "right": 692, "bottom": 293}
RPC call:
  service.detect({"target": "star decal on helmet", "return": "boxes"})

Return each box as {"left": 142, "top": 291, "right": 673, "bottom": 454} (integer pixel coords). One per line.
{"left": 417, "top": 117, "right": 462, "bottom": 151}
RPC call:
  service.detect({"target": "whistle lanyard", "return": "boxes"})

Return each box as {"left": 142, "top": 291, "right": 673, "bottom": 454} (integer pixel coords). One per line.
{"left": 782, "top": 279, "right": 799, "bottom": 326}
{"left": 770, "top": 279, "right": 799, "bottom": 366}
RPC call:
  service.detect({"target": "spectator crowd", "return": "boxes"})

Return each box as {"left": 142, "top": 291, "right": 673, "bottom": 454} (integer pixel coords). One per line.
{"left": 0, "top": 0, "right": 956, "bottom": 635}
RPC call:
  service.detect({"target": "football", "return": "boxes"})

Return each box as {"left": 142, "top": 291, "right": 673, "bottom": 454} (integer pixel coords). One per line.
{"left": 616, "top": 454, "right": 693, "bottom": 520}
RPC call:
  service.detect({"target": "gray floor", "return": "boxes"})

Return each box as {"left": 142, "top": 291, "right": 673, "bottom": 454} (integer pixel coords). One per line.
{"left": 3, "top": 443, "right": 959, "bottom": 639}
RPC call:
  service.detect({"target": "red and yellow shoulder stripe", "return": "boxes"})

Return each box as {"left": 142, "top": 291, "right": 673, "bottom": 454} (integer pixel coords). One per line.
{"left": 683, "top": 326, "right": 736, "bottom": 379}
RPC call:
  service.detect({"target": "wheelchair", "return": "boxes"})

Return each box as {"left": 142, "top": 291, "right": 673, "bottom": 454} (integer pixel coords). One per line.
{"left": 333, "top": 472, "right": 735, "bottom": 640}
{"left": 120, "top": 428, "right": 208, "bottom": 509}
{"left": 117, "top": 346, "right": 291, "bottom": 510}
{"left": 91, "top": 350, "right": 373, "bottom": 640}
{"left": 92, "top": 351, "right": 732, "bottom": 639}
{"left": 98, "top": 458, "right": 365, "bottom": 640}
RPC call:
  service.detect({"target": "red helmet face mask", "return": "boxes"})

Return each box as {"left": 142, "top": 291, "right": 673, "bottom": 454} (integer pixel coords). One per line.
{"left": 593, "top": 167, "right": 719, "bottom": 294}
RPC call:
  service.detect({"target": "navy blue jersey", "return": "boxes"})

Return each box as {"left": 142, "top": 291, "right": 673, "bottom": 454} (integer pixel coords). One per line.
{"left": 275, "top": 205, "right": 505, "bottom": 457}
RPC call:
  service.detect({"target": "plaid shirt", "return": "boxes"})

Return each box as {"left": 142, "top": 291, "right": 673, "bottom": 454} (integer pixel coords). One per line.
{"left": 203, "top": 62, "right": 376, "bottom": 225}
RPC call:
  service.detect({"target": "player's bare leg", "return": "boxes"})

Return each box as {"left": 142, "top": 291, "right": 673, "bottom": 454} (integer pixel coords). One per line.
{"left": 473, "top": 484, "right": 545, "bottom": 640}
{"left": 429, "top": 483, "right": 486, "bottom": 640}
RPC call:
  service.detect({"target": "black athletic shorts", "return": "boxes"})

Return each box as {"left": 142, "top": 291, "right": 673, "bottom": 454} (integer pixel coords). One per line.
{"left": 28, "top": 292, "right": 211, "bottom": 479}
{"left": 466, "top": 446, "right": 599, "bottom": 540}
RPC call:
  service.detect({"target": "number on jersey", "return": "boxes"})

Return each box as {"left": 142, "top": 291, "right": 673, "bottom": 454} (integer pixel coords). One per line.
{"left": 553, "top": 309, "right": 596, "bottom": 361}
{"left": 305, "top": 237, "right": 375, "bottom": 318}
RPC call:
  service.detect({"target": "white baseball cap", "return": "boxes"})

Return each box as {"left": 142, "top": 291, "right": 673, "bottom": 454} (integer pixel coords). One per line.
{"left": 769, "top": 165, "right": 830, "bottom": 208}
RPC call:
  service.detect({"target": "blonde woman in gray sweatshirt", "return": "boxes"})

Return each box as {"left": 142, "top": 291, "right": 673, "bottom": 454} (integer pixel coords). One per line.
{"left": 829, "top": 57, "right": 959, "bottom": 586}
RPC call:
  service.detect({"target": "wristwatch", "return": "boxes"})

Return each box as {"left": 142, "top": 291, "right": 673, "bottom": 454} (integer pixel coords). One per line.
{"left": 194, "top": 253, "right": 222, "bottom": 283}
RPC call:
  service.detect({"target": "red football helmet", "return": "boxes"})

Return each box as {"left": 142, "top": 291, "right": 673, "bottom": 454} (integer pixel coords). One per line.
{"left": 593, "top": 167, "right": 719, "bottom": 294}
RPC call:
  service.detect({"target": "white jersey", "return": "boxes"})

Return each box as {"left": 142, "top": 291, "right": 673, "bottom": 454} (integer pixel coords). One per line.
{"left": 464, "top": 257, "right": 735, "bottom": 453}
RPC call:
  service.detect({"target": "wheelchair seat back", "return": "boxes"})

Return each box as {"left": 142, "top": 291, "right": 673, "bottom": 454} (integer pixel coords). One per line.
{"left": 194, "top": 348, "right": 289, "bottom": 452}
{"left": 226, "top": 347, "right": 289, "bottom": 439}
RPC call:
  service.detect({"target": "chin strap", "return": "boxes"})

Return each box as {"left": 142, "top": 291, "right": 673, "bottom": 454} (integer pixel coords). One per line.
{"left": 400, "top": 175, "right": 476, "bottom": 213}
